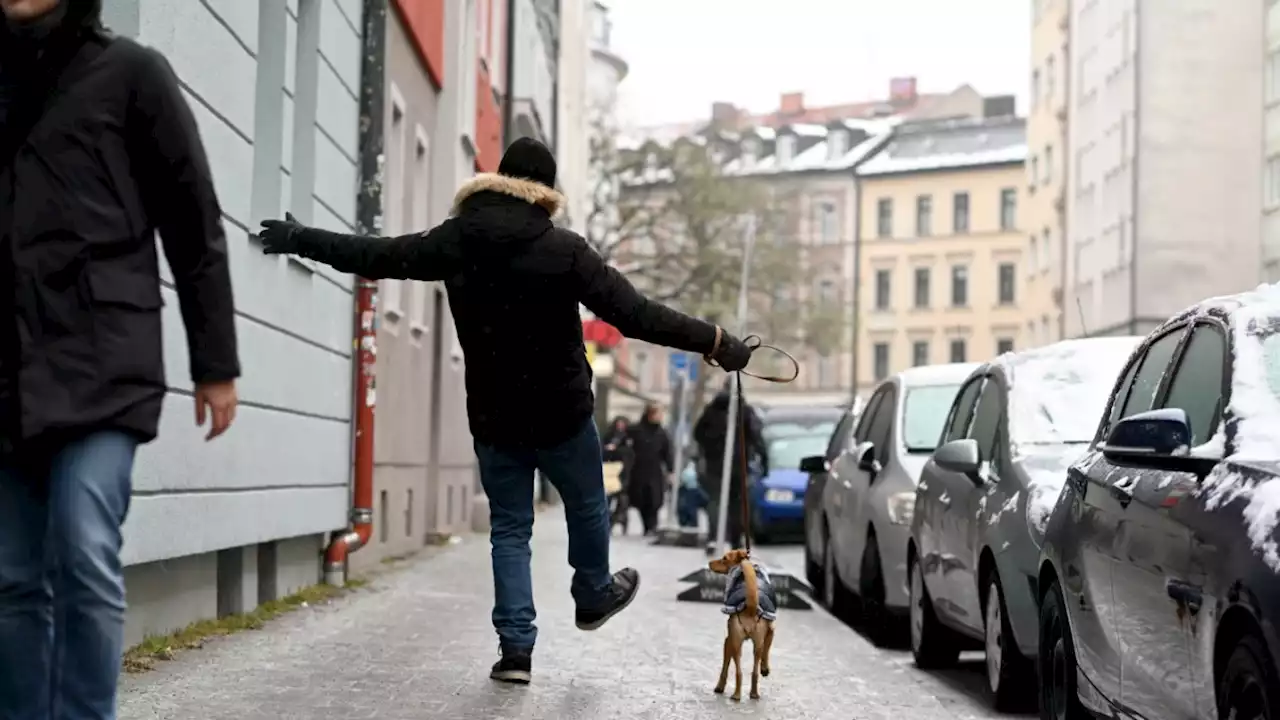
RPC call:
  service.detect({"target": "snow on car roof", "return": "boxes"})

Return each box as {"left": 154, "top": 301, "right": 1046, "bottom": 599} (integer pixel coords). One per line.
{"left": 896, "top": 362, "right": 980, "bottom": 388}
{"left": 995, "top": 336, "right": 1142, "bottom": 447}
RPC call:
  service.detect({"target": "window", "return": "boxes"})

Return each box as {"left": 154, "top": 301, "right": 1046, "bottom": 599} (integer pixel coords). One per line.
{"left": 968, "top": 379, "right": 1004, "bottom": 464}
{"left": 1044, "top": 144, "right": 1054, "bottom": 183}
{"left": 814, "top": 200, "right": 838, "bottom": 243}
{"left": 876, "top": 198, "right": 893, "bottom": 237}
{"left": 1028, "top": 235, "right": 1039, "bottom": 273}
{"left": 408, "top": 130, "right": 431, "bottom": 332}
{"left": 999, "top": 188, "right": 1017, "bottom": 230}
{"left": 818, "top": 279, "right": 835, "bottom": 303}
{"left": 1118, "top": 328, "right": 1185, "bottom": 420}
{"left": 997, "top": 338, "right": 1014, "bottom": 355}
{"left": 853, "top": 388, "right": 886, "bottom": 443}
{"left": 998, "top": 263, "right": 1016, "bottom": 305}
{"left": 1046, "top": 55, "right": 1056, "bottom": 104}
{"left": 382, "top": 94, "right": 407, "bottom": 320}
{"left": 874, "top": 270, "right": 891, "bottom": 310}
{"left": 915, "top": 194, "right": 933, "bottom": 236}
{"left": 903, "top": 383, "right": 965, "bottom": 452}
{"left": 873, "top": 342, "right": 890, "bottom": 381}
{"left": 913, "top": 267, "right": 930, "bottom": 308}
{"left": 866, "top": 387, "right": 896, "bottom": 463}
{"left": 777, "top": 135, "right": 796, "bottom": 164}
{"left": 950, "top": 265, "right": 969, "bottom": 307}
{"left": 825, "top": 411, "right": 857, "bottom": 457}
{"left": 912, "top": 340, "right": 929, "bottom": 367}
{"left": 952, "top": 192, "right": 970, "bottom": 233}
{"left": 1269, "top": 49, "right": 1280, "bottom": 103}
{"left": 949, "top": 338, "right": 967, "bottom": 363}
{"left": 828, "top": 129, "right": 848, "bottom": 159}
{"left": 1160, "top": 325, "right": 1226, "bottom": 445}
{"left": 1030, "top": 156, "right": 1039, "bottom": 188}
{"left": 942, "top": 377, "right": 984, "bottom": 444}
{"left": 1031, "top": 69, "right": 1040, "bottom": 108}
{"left": 1041, "top": 227, "right": 1052, "bottom": 271}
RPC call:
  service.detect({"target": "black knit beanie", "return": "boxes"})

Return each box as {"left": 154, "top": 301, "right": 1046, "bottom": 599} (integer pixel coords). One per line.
{"left": 498, "top": 137, "right": 557, "bottom": 188}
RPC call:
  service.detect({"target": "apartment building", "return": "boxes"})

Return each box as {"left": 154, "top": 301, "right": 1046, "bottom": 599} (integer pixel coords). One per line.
{"left": 611, "top": 83, "right": 996, "bottom": 411}
{"left": 1064, "top": 0, "right": 1262, "bottom": 338}
{"left": 1025, "top": 0, "right": 1069, "bottom": 346}
{"left": 853, "top": 116, "right": 1027, "bottom": 399}
{"left": 508, "top": 0, "right": 560, "bottom": 148}
{"left": 101, "top": 0, "right": 361, "bottom": 645}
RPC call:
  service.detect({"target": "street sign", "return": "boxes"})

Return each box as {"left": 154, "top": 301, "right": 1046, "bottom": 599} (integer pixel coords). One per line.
{"left": 668, "top": 352, "right": 698, "bottom": 384}
{"left": 675, "top": 563, "right": 814, "bottom": 610}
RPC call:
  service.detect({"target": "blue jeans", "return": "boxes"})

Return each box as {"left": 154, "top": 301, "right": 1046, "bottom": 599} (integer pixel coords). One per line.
{"left": 474, "top": 419, "right": 612, "bottom": 651}
{"left": 0, "top": 431, "right": 138, "bottom": 720}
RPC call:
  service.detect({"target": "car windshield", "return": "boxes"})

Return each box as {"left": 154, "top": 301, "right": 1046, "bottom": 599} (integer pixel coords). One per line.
{"left": 902, "top": 383, "right": 965, "bottom": 452}
{"left": 1006, "top": 337, "right": 1140, "bottom": 445}
{"left": 767, "top": 433, "right": 829, "bottom": 469}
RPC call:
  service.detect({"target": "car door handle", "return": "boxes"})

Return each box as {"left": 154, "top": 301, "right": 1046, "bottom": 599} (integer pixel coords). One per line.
{"left": 1110, "top": 481, "right": 1134, "bottom": 507}
{"left": 1166, "top": 579, "right": 1203, "bottom": 616}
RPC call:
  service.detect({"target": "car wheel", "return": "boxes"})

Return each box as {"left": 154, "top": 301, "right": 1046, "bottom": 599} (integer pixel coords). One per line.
{"left": 909, "top": 555, "right": 961, "bottom": 669}
{"left": 1039, "top": 579, "right": 1089, "bottom": 720}
{"left": 823, "top": 534, "right": 857, "bottom": 620}
{"left": 984, "top": 571, "right": 1034, "bottom": 712}
{"left": 1217, "top": 632, "right": 1279, "bottom": 720}
{"left": 859, "top": 535, "right": 898, "bottom": 647}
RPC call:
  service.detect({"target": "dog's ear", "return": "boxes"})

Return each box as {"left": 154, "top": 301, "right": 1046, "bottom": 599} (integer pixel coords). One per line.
{"left": 728, "top": 549, "right": 749, "bottom": 565}
{"left": 708, "top": 558, "right": 728, "bottom": 574}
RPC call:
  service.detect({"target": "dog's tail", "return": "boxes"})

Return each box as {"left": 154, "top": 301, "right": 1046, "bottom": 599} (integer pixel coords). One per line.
{"left": 741, "top": 561, "right": 759, "bottom": 618}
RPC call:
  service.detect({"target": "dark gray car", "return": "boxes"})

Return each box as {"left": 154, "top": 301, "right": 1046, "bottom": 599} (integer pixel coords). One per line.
{"left": 907, "top": 337, "right": 1139, "bottom": 711}
{"left": 1039, "top": 292, "right": 1280, "bottom": 720}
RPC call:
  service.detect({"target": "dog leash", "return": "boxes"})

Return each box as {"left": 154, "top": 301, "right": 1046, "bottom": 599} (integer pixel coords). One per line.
{"left": 706, "top": 335, "right": 800, "bottom": 558}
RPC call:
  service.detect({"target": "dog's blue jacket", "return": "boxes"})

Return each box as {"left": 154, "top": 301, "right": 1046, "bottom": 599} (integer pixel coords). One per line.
{"left": 721, "top": 562, "right": 778, "bottom": 621}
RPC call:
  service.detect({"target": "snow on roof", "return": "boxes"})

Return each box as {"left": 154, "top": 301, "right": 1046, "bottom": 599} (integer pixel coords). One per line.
{"left": 897, "top": 361, "right": 980, "bottom": 388}
{"left": 783, "top": 123, "right": 827, "bottom": 138}
{"left": 857, "top": 118, "right": 1026, "bottom": 176}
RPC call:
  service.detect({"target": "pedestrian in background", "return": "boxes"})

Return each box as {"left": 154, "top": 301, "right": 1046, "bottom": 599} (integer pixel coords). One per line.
{"left": 626, "top": 403, "right": 671, "bottom": 536}
{"left": 600, "top": 416, "right": 632, "bottom": 534}
{"left": 693, "top": 380, "right": 768, "bottom": 554}
{"left": 0, "top": 0, "right": 240, "bottom": 717}
{"left": 257, "top": 137, "right": 752, "bottom": 685}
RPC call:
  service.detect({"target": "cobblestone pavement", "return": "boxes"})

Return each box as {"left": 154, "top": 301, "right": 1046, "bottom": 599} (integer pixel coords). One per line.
{"left": 118, "top": 514, "right": 1024, "bottom": 720}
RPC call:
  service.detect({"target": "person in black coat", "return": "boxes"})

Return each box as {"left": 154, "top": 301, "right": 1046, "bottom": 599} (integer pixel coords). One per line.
{"left": 694, "top": 381, "right": 768, "bottom": 552}
{"left": 627, "top": 403, "right": 672, "bottom": 536}
{"left": 257, "top": 137, "right": 753, "bottom": 684}
{"left": 0, "top": 1, "right": 240, "bottom": 716}
{"left": 601, "top": 416, "right": 633, "bottom": 534}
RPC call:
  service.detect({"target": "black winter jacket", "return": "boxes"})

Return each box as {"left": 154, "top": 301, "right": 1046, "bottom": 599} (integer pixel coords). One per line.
{"left": 285, "top": 173, "right": 720, "bottom": 448}
{"left": 694, "top": 389, "right": 768, "bottom": 499}
{"left": 0, "top": 3, "right": 239, "bottom": 449}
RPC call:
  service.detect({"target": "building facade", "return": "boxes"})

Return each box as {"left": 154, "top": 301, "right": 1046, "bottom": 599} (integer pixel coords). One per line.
{"left": 1064, "top": 0, "right": 1263, "bottom": 338}
{"left": 101, "top": 0, "right": 361, "bottom": 645}
{"left": 1025, "top": 0, "right": 1069, "bottom": 347}
{"left": 1264, "top": 0, "right": 1280, "bottom": 278}
{"left": 854, "top": 117, "right": 1027, "bottom": 398}
{"left": 556, "top": 0, "right": 591, "bottom": 234}
{"left": 508, "top": 0, "right": 559, "bottom": 147}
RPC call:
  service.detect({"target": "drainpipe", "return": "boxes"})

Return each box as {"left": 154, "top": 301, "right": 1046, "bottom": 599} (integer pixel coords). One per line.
{"left": 324, "top": 0, "right": 387, "bottom": 586}
{"left": 502, "top": 0, "right": 517, "bottom": 147}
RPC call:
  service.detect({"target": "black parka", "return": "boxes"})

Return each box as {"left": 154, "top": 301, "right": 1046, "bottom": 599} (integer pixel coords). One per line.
{"left": 282, "top": 173, "right": 720, "bottom": 448}
{"left": 0, "top": 2, "right": 239, "bottom": 449}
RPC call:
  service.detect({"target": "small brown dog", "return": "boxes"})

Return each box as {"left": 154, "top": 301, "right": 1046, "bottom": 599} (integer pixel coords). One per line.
{"left": 708, "top": 549, "right": 776, "bottom": 701}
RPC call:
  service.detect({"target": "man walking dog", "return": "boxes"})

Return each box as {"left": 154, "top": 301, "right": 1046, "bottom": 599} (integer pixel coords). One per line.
{"left": 0, "top": 1, "right": 240, "bottom": 717}
{"left": 258, "top": 137, "right": 751, "bottom": 684}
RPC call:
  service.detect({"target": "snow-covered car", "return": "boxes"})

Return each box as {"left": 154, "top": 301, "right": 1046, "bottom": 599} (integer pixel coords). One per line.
{"left": 1039, "top": 286, "right": 1280, "bottom": 720}
{"left": 907, "top": 337, "right": 1140, "bottom": 710}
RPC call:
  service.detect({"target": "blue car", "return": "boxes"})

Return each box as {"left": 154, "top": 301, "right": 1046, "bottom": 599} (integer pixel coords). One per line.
{"left": 750, "top": 409, "right": 841, "bottom": 542}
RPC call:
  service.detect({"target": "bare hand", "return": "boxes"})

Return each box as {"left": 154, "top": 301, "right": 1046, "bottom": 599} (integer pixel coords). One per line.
{"left": 194, "top": 380, "right": 238, "bottom": 441}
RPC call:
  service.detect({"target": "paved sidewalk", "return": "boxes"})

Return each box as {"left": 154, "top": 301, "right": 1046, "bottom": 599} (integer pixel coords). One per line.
{"left": 119, "top": 515, "right": 1000, "bottom": 720}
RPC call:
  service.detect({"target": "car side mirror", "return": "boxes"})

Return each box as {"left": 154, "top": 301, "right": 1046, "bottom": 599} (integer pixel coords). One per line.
{"left": 1101, "top": 408, "right": 1213, "bottom": 474}
{"left": 800, "top": 455, "right": 828, "bottom": 474}
{"left": 934, "top": 439, "right": 981, "bottom": 481}
{"left": 856, "top": 442, "right": 881, "bottom": 474}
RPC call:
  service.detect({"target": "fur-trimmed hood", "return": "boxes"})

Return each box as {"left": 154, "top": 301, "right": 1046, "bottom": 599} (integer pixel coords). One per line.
{"left": 451, "top": 173, "right": 564, "bottom": 217}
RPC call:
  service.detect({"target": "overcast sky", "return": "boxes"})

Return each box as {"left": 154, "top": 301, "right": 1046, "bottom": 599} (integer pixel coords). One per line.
{"left": 606, "top": 0, "right": 1031, "bottom": 128}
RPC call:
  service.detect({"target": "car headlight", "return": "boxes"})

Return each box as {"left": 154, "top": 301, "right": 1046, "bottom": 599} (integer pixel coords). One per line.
{"left": 887, "top": 491, "right": 916, "bottom": 525}
{"left": 764, "top": 488, "right": 795, "bottom": 504}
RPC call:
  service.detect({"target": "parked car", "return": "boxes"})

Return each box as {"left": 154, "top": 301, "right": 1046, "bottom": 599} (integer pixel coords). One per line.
{"left": 906, "top": 337, "right": 1140, "bottom": 710}
{"left": 1039, "top": 290, "right": 1280, "bottom": 720}
{"left": 802, "top": 363, "right": 977, "bottom": 644}
{"left": 749, "top": 406, "right": 844, "bottom": 542}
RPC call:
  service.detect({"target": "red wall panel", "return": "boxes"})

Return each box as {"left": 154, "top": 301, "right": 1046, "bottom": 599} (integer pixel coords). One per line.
{"left": 475, "top": 63, "right": 502, "bottom": 172}
{"left": 393, "top": 0, "right": 445, "bottom": 90}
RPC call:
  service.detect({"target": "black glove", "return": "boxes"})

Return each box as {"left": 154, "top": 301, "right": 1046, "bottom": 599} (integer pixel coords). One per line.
{"left": 709, "top": 327, "right": 752, "bottom": 372}
{"left": 258, "top": 212, "right": 305, "bottom": 255}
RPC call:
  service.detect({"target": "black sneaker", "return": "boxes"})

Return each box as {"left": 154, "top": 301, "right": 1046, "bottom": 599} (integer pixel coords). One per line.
{"left": 575, "top": 568, "right": 640, "bottom": 631}
{"left": 490, "top": 647, "right": 532, "bottom": 684}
